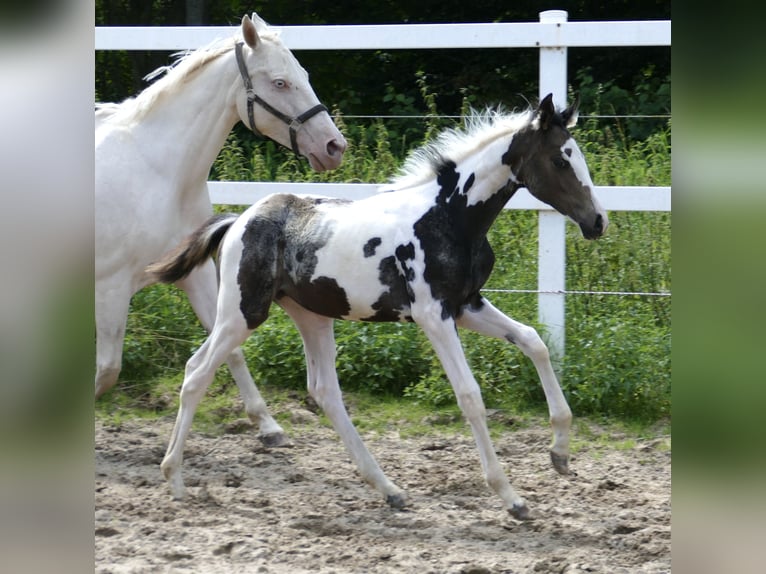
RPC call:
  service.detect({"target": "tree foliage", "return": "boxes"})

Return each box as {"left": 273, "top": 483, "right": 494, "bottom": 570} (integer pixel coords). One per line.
{"left": 95, "top": 0, "right": 670, "bottom": 127}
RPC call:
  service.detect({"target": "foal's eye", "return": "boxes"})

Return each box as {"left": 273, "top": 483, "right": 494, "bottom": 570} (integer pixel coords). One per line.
{"left": 273, "top": 79, "right": 287, "bottom": 89}
{"left": 552, "top": 157, "right": 568, "bottom": 169}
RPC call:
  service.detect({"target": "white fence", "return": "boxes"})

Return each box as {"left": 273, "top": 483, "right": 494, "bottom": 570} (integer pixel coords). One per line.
{"left": 95, "top": 11, "right": 671, "bottom": 358}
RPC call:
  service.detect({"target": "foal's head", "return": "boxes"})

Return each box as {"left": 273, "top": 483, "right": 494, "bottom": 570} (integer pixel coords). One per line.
{"left": 513, "top": 94, "right": 608, "bottom": 239}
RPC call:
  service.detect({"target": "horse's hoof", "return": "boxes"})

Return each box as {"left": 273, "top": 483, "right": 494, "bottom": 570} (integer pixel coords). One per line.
{"left": 508, "top": 502, "right": 532, "bottom": 521}
{"left": 385, "top": 492, "right": 409, "bottom": 509}
{"left": 258, "top": 431, "right": 291, "bottom": 448}
{"left": 550, "top": 450, "right": 570, "bottom": 475}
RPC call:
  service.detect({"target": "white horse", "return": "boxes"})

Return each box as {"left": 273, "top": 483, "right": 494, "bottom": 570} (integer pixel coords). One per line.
{"left": 148, "top": 95, "right": 608, "bottom": 519}
{"left": 95, "top": 13, "right": 346, "bottom": 449}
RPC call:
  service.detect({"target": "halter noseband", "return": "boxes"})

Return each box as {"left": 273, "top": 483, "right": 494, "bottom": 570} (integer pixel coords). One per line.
{"left": 234, "top": 41, "right": 329, "bottom": 157}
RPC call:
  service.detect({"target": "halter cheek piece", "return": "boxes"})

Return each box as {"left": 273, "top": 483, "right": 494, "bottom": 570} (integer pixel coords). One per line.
{"left": 234, "top": 41, "right": 329, "bottom": 157}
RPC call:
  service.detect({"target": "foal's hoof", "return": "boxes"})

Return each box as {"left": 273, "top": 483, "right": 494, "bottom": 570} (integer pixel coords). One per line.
{"left": 385, "top": 492, "right": 409, "bottom": 509}
{"left": 508, "top": 502, "right": 532, "bottom": 521}
{"left": 165, "top": 475, "right": 187, "bottom": 501}
{"left": 258, "top": 431, "right": 291, "bottom": 448}
{"left": 550, "top": 450, "right": 570, "bottom": 475}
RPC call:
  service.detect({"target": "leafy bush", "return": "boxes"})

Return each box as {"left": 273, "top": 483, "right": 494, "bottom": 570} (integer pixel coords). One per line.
{"left": 574, "top": 66, "right": 671, "bottom": 142}
{"left": 563, "top": 305, "right": 671, "bottom": 420}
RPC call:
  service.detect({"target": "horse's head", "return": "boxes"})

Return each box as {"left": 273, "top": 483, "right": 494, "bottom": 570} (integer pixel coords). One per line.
{"left": 234, "top": 14, "right": 346, "bottom": 171}
{"left": 514, "top": 94, "right": 608, "bottom": 239}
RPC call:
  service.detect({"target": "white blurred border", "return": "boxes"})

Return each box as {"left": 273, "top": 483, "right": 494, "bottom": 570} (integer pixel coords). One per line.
{"left": 0, "top": 2, "right": 94, "bottom": 573}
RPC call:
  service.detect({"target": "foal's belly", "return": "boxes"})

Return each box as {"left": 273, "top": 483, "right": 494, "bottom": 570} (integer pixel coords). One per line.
{"left": 280, "top": 274, "right": 413, "bottom": 323}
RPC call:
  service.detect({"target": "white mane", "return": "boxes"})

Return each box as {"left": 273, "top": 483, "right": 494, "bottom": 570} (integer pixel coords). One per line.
{"left": 389, "top": 107, "right": 536, "bottom": 189}
{"left": 96, "top": 24, "right": 283, "bottom": 127}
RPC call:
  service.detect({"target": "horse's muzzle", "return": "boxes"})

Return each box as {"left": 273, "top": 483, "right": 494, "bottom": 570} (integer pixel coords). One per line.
{"left": 308, "top": 136, "right": 347, "bottom": 171}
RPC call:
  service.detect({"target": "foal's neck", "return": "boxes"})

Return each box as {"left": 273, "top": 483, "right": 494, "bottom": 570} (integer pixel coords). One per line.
{"left": 433, "top": 133, "right": 520, "bottom": 240}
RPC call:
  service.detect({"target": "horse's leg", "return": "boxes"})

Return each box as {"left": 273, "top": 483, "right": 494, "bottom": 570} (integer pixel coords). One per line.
{"left": 416, "top": 310, "right": 530, "bottom": 519}
{"left": 175, "top": 262, "right": 287, "bottom": 446}
{"left": 456, "top": 297, "right": 572, "bottom": 476}
{"left": 277, "top": 297, "right": 407, "bottom": 508}
{"left": 94, "top": 279, "right": 133, "bottom": 398}
{"left": 161, "top": 312, "right": 254, "bottom": 499}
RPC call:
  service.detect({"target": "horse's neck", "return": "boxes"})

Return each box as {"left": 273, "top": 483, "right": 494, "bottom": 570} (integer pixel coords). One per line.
{"left": 432, "top": 134, "right": 519, "bottom": 239}
{"left": 132, "top": 51, "right": 239, "bottom": 190}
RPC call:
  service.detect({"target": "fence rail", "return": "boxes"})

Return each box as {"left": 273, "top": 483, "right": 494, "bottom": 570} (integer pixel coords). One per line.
{"left": 206, "top": 182, "right": 670, "bottom": 212}
{"left": 95, "top": 20, "right": 671, "bottom": 51}
{"left": 95, "top": 12, "right": 671, "bottom": 358}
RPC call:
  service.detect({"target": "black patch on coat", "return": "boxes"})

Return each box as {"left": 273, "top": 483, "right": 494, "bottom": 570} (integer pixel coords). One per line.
{"left": 363, "top": 237, "right": 382, "bottom": 257}
{"left": 413, "top": 159, "right": 517, "bottom": 321}
{"left": 284, "top": 275, "right": 351, "bottom": 319}
{"left": 501, "top": 126, "right": 536, "bottom": 176}
{"left": 238, "top": 195, "right": 352, "bottom": 326}
{"left": 395, "top": 242, "right": 416, "bottom": 282}
{"left": 363, "top": 256, "right": 405, "bottom": 322}
{"left": 463, "top": 172, "right": 476, "bottom": 194}
{"left": 362, "top": 240, "right": 418, "bottom": 322}
{"left": 238, "top": 214, "right": 283, "bottom": 329}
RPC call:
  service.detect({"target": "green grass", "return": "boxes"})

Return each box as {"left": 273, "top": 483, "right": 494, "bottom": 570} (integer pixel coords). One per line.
{"left": 96, "top": 381, "right": 669, "bottom": 467}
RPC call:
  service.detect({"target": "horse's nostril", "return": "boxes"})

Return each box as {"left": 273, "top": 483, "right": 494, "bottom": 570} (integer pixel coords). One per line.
{"left": 594, "top": 213, "right": 604, "bottom": 234}
{"left": 327, "top": 138, "right": 346, "bottom": 157}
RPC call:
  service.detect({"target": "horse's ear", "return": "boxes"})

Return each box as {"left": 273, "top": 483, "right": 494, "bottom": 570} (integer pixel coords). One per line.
{"left": 562, "top": 95, "right": 580, "bottom": 128}
{"left": 251, "top": 12, "right": 269, "bottom": 31}
{"left": 242, "top": 14, "right": 260, "bottom": 49}
{"left": 538, "top": 93, "right": 555, "bottom": 130}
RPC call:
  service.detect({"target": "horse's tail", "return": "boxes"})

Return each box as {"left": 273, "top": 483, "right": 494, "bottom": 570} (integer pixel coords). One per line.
{"left": 146, "top": 213, "right": 238, "bottom": 284}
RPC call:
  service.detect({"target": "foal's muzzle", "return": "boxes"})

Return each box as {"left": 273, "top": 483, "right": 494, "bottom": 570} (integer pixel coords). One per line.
{"left": 580, "top": 212, "right": 607, "bottom": 240}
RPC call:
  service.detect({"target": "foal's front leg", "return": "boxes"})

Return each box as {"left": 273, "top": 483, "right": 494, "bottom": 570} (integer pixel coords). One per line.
{"left": 278, "top": 298, "right": 407, "bottom": 508}
{"left": 416, "top": 309, "right": 530, "bottom": 519}
{"left": 456, "top": 297, "right": 572, "bottom": 475}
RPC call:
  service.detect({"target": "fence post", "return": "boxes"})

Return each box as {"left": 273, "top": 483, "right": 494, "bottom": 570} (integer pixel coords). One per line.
{"left": 537, "top": 9, "right": 568, "bottom": 362}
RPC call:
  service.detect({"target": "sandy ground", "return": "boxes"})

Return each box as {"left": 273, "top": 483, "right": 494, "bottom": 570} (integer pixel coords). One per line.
{"left": 95, "top": 406, "right": 670, "bottom": 573}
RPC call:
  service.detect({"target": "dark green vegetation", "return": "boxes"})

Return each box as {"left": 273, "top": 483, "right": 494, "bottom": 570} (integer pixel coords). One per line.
{"left": 96, "top": 1, "right": 670, "bottom": 427}
{"left": 96, "top": 1, "right": 670, "bottom": 137}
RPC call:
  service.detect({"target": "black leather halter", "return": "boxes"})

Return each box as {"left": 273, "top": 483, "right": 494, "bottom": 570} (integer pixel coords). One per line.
{"left": 234, "top": 41, "right": 329, "bottom": 156}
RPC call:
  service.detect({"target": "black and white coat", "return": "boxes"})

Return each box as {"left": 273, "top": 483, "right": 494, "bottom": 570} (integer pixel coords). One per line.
{"left": 150, "top": 97, "right": 607, "bottom": 519}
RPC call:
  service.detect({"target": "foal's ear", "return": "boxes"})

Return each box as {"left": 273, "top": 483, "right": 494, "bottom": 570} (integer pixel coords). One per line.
{"left": 241, "top": 14, "right": 260, "bottom": 49}
{"left": 562, "top": 95, "right": 580, "bottom": 128}
{"left": 538, "top": 93, "right": 556, "bottom": 130}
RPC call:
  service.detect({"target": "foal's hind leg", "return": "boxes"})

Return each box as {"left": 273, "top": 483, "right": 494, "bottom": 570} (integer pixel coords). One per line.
{"left": 277, "top": 298, "right": 407, "bottom": 508}
{"left": 456, "top": 297, "right": 572, "bottom": 475}
{"left": 161, "top": 313, "right": 254, "bottom": 499}
{"left": 175, "top": 262, "right": 287, "bottom": 446}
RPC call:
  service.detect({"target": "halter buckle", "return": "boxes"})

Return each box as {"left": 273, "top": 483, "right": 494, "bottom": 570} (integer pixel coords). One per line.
{"left": 288, "top": 118, "right": 304, "bottom": 133}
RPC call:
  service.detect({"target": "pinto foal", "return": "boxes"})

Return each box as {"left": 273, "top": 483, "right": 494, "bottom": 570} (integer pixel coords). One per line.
{"left": 148, "top": 95, "right": 607, "bottom": 519}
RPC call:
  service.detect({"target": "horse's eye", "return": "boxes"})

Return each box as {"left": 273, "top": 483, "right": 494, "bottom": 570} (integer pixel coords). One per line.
{"left": 552, "top": 157, "right": 568, "bottom": 169}
{"left": 273, "top": 79, "right": 287, "bottom": 89}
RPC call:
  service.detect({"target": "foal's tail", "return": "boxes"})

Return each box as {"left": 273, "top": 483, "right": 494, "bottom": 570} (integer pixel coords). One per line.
{"left": 146, "top": 213, "right": 239, "bottom": 284}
